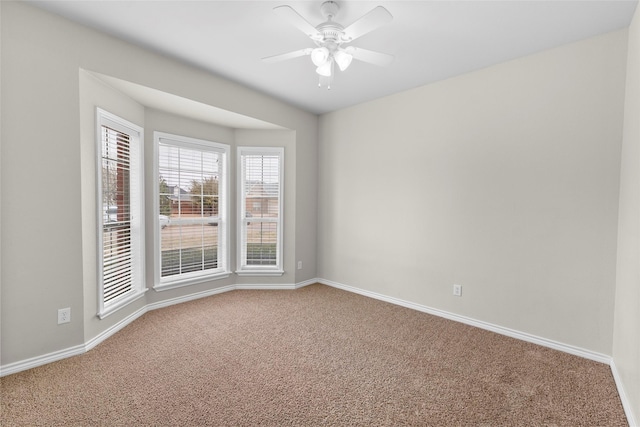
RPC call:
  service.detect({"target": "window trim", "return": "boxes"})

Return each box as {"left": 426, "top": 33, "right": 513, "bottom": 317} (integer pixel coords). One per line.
{"left": 153, "top": 132, "right": 231, "bottom": 292}
{"left": 96, "top": 108, "right": 146, "bottom": 319}
{"left": 236, "top": 146, "right": 284, "bottom": 276}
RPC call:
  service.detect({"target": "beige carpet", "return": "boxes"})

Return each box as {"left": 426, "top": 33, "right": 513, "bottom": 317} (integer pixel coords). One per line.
{"left": 1, "top": 284, "right": 627, "bottom": 426}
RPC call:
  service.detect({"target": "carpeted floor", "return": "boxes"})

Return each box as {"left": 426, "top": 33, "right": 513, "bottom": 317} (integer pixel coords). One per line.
{"left": 1, "top": 284, "right": 628, "bottom": 426}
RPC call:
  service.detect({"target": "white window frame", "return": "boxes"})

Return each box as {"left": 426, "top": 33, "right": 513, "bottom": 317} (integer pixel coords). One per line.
{"left": 236, "top": 147, "right": 284, "bottom": 276}
{"left": 96, "top": 108, "right": 146, "bottom": 319}
{"left": 154, "top": 132, "right": 230, "bottom": 291}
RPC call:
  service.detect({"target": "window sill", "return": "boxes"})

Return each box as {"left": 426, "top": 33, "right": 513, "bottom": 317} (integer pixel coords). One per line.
{"left": 235, "top": 269, "right": 284, "bottom": 277}
{"left": 154, "top": 271, "right": 231, "bottom": 292}
{"left": 98, "top": 289, "right": 148, "bottom": 320}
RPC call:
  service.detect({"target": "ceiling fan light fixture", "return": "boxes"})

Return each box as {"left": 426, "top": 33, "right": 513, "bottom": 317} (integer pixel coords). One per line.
{"left": 311, "top": 47, "right": 330, "bottom": 66}
{"left": 316, "top": 58, "right": 333, "bottom": 77}
{"left": 265, "top": 2, "right": 394, "bottom": 88}
{"left": 334, "top": 50, "right": 353, "bottom": 71}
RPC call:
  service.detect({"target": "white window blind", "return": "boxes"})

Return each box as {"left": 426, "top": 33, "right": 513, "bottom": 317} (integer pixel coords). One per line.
{"left": 155, "top": 132, "right": 229, "bottom": 290}
{"left": 102, "top": 126, "right": 133, "bottom": 302}
{"left": 237, "top": 147, "right": 284, "bottom": 275}
{"left": 97, "top": 109, "right": 144, "bottom": 318}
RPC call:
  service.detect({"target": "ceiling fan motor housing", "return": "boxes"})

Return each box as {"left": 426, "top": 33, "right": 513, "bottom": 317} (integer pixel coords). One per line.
{"left": 317, "top": 23, "right": 344, "bottom": 44}
{"left": 318, "top": 1, "right": 345, "bottom": 44}
{"left": 320, "top": 1, "right": 340, "bottom": 20}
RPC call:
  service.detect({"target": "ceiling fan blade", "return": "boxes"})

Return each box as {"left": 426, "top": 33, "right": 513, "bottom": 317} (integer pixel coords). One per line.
{"left": 273, "top": 5, "right": 322, "bottom": 40}
{"left": 262, "top": 48, "right": 313, "bottom": 64}
{"left": 342, "top": 6, "right": 393, "bottom": 42}
{"left": 346, "top": 47, "right": 394, "bottom": 67}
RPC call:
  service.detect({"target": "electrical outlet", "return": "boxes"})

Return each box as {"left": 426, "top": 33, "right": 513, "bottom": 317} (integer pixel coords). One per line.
{"left": 453, "top": 284, "right": 462, "bottom": 297}
{"left": 297, "top": 261, "right": 303, "bottom": 270}
{"left": 58, "top": 308, "right": 71, "bottom": 324}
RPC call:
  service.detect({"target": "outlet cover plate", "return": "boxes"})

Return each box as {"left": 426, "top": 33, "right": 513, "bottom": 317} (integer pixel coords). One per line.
{"left": 58, "top": 308, "right": 71, "bottom": 324}
{"left": 453, "top": 284, "right": 462, "bottom": 297}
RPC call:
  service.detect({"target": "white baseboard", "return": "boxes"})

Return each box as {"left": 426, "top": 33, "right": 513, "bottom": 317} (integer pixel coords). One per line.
{"left": 147, "top": 285, "right": 237, "bottom": 312}
{"left": 317, "top": 278, "right": 611, "bottom": 364}
{"left": 610, "top": 359, "right": 638, "bottom": 427}
{"left": 85, "top": 305, "right": 148, "bottom": 353}
{"left": 0, "top": 279, "right": 316, "bottom": 377}
{"left": 293, "top": 278, "right": 318, "bottom": 289}
{"left": 0, "top": 344, "right": 87, "bottom": 377}
{"left": 235, "top": 279, "right": 316, "bottom": 290}
{"left": 235, "top": 284, "right": 297, "bottom": 290}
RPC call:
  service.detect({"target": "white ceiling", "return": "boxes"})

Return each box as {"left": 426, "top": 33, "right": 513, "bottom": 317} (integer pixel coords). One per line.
{"left": 29, "top": 0, "right": 638, "bottom": 115}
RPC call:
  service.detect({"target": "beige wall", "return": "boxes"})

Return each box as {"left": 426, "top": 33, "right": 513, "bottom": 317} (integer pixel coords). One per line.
{"left": 318, "top": 30, "right": 627, "bottom": 355}
{"left": 79, "top": 71, "right": 147, "bottom": 343}
{"left": 0, "top": 0, "right": 3, "bottom": 357}
{"left": 2, "top": 2, "right": 87, "bottom": 361}
{"left": 614, "top": 3, "right": 640, "bottom": 424}
{"left": 1, "top": 1, "right": 317, "bottom": 366}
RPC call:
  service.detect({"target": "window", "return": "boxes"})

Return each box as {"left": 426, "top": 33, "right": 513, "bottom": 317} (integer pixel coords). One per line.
{"left": 155, "top": 132, "right": 230, "bottom": 290}
{"left": 237, "top": 147, "right": 284, "bottom": 276}
{"left": 97, "top": 109, "right": 145, "bottom": 318}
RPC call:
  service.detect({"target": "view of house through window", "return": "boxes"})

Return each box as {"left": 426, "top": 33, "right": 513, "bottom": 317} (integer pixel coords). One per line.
{"left": 156, "top": 133, "right": 229, "bottom": 287}
{"left": 238, "top": 147, "right": 283, "bottom": 275}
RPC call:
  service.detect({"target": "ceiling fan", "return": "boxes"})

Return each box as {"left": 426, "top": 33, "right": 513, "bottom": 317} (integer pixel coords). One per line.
{"left": 263, "top": 1, "right": 394, "bottom": 89}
